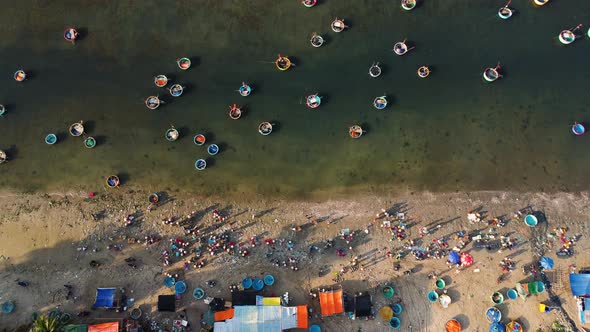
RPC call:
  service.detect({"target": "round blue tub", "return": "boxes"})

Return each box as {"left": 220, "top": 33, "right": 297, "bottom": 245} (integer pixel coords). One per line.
{"left": 253, "top": 278, "right": 264, "bottom": 291}
{"left": 264, "top": 274, "right": 275, "bottom": 286}
{"left": 242, "top": 277, "right": 253, "bottom": 289}
{"left": 389, "top": 317, "right": 401, "bottom": 329}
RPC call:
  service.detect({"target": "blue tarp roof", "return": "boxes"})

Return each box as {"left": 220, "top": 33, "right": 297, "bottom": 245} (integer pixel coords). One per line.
{"left": 93, "top": 288, "right": 117, "bottom": 308}
{"left": 569, "top": 274, "right": 590, "bottom": 296}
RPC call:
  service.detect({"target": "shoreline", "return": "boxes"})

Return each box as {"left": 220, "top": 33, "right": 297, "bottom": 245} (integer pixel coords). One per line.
{"left": 0, "top": 190, "right": 589, "bottom": 331}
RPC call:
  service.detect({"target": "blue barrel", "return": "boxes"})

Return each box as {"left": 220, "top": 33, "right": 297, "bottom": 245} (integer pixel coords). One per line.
{"left": 427, "top": 290, "right": 439, "bottom": 303}
{"left": 537, "top": 281, "right": 545, "bottom": 293}
{"left": 310, "top": 325, "right": 321, "bottom": 332}
{"left": 242, "top": 277, "right": 253, "bottom": 289}
{"left": 2, "top": 301, "right": 14, "bottom": 314}
{"left": 389, "top": 317, "right": 401, "bottom": 329}
{"left": 507, "top": 289, "right": 518, "bottom": 300}
{"left": 175, "top": 281, "right": 187, "bottom": 294}
{"left": 193, "top": 288, "right": 205, "bottom": 300}
{"left": 524, "top": 214, "right": 538, "bottom": 227}
{"left": 253, "top": 278, "right": 264, "bottom": 291}
{"left": 392, "top": 303, "right": 403, "bottom": 315}
{"left": 164, "top": 277, "right": 175, "bottom": 287}
{"left": 264, "top": 274, "right": 275, "bottom": 286}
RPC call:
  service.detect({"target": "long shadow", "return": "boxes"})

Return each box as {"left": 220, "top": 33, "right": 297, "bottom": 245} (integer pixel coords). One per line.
{"left": 453, "top": 314, "right": 470, "bottom": 330}
{"left": 253, "top": 207, "right": 276, "bottom": 218}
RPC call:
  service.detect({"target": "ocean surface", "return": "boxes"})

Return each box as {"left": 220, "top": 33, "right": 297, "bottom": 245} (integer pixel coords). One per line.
{"left": 1, "top": 0, "right": 589, "bottom": 198}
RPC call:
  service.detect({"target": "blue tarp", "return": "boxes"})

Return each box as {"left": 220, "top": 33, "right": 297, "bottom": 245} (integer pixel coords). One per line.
{"left": 570, "top": 274, "right": 590, "bottom": 296}
{"left": 93, "top": 288, "right": 116, "bottom": 308}
{"left": 448, "top": 251, "right": 460, "bottom": 264}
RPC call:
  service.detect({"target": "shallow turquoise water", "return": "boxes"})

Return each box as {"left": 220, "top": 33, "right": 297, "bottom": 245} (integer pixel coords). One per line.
{"left": 0, "top": 0, "right": 589, "bottom": 197}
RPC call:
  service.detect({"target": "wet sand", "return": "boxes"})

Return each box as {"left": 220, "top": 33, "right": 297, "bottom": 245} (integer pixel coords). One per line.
{"left": 0, "top": 190, "right": 589, "bottom": 331}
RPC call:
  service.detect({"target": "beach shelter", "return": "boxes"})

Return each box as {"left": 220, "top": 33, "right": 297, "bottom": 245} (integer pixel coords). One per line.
{"left": 92, "top": 288, "right": 117, "bottom": 309}
{"left": 319, "top": 289, "right": 344, "bottom": 316}
{"left": 569, "top": 273, "right": 590, "bottom": 323}
{"left": 212, "top": 305, "right": 308, "bottom": 331}
{"left": 569, "top": 273, "right": 590, "bottom": 296}
{"left": 64, "top": 325, "right": 88, "bottom": 332}
{"left": 157, "top": 295, "right": 176, "bottom": 312}
{"left": 460, "top": 252, "right": 473, "bottom": 267}
{"left": 448, "top": 251, "right": 460, "bottom": 264}
{"left": 255, "top": 296, "right": 281, "bottom": 306}
{"left": 446, "top": 319, "right": 461, "bottom": 332}
{"left": 88, "top": 322, "right": 119, "bottom": 332}
{"left": 354, "top": 294, "right": 373, "bottom": 318}
{"left": 232, "top": 291, "right": 258, "bottom": 306}
{"left": 214, "top": 308, "right": 235, "bottom": 321}
{"left": 540, "top": 256, "right": 554, "bottom": 270}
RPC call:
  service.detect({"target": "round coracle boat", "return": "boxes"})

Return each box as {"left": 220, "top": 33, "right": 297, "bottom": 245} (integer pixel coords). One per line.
{"left": 208, "top": 144, "right": 219, "bottom": 156}
{"left": 401, "top": 0, "right": 417, "bottom": 11}
{"left": 239, "top": 82, "right": 252, "bottom": 96}
{"left": 417, "top": 65, "right": 430, "bottom": 78}
{"left": 310, "top": 33, "right": 324, "bottom": 47}
{"left": 0, "top": 104, "right": 5, "bottom": 116}
{"left": 498, "top": 6, "right": 513, "bottom": 19}
{"left": 302, "top": 0, "right": 317, "bottom": 8}
{"left": 106, "top": 175, "right": 120, "bottom": 188}
{"left": 45, "top": 134, "right": 58, "bottom": 145}
{"left": 275, "top": 54, "right": 292, "bottom": 71}
{"left": 533, "top": 0, "right": 548, "bottom": 6}
{"left": 14, "top": 70, "right": 26, "bottom": 82}
{"left": 229, "top": 104, "right": 242, "bottom": 119}
{"left": 349, "top": 125, "right": 363, "bottom": 138}
{"left": 166, "top": 127, "right": 179, "bottom": 141}
{"left": 84, "top": 137, "right": 96, "bottom": 149}
{"left": 169, "top": 84, "right": 184, "bottom": 97}
{"left": 195, "top": 159, "right": 207, "bottom": 171}
{"left": 177, "top": 57, "right": 191, "bottom": 70}
{"left": 0, "top": 150, "right": 7, "bottom": 164}
{"left": 145, "top": 96, "right": 160, "bottom": 110}
{"left": 306, "top": 94, "right": 321, "bottom": 109}
{"left": 259, "top": 122, "right": 273, "bottom": 136}
{"left": 194, "top": 134, "right": 206, "bottom": 145}
{"left": 331, "top": 18, "right": 347, "bottom": 33}
{"left": 559, "top": 30, "right": 576, "bottom": 44}
{"left": 483, "top": 65, "right": 502, "bottom": 82}
{"left": 373, "top": 96, "right": 387, "bottom": 110}
{"left": 393, "top": 40, "right": 410, "bottom": 55}
{"left": 69, "top": 121, "right": 84, "bottom": 137}
{"left": 572, "top": 122, "right": 585, "bottom": 136}
{"left": 64, "top": 28, "right": 79, "bottom": 42}
{"left": 155, "top": 75, "right": 168, "bottom": 88}
{"left": 369, "top": 62, "right": 382, "bottom": 78}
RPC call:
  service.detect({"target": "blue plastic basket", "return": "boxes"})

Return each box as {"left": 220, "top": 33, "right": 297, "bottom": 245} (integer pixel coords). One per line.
{"left": 242, "top": 278, "right": 253, "bottom": 289}
{"left": 264, "top": 274, "right": 275, "bottom": 286}
{"left": 175, "top": 281, "right": 187, "bottom": 294}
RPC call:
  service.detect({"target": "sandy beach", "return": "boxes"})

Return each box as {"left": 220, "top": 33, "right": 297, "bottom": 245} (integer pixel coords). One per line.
{"left": 0, "top": 190, "right": 588, "bottom": 331}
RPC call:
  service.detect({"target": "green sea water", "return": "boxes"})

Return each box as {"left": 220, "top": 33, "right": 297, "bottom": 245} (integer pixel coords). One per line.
{"left": 1, "top": 0, "right": 589, "bottom": 198}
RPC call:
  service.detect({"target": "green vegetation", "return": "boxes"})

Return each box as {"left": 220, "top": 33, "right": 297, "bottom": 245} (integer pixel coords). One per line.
{"left": 30, "top": 314, "right": 64, "bottom": 332}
